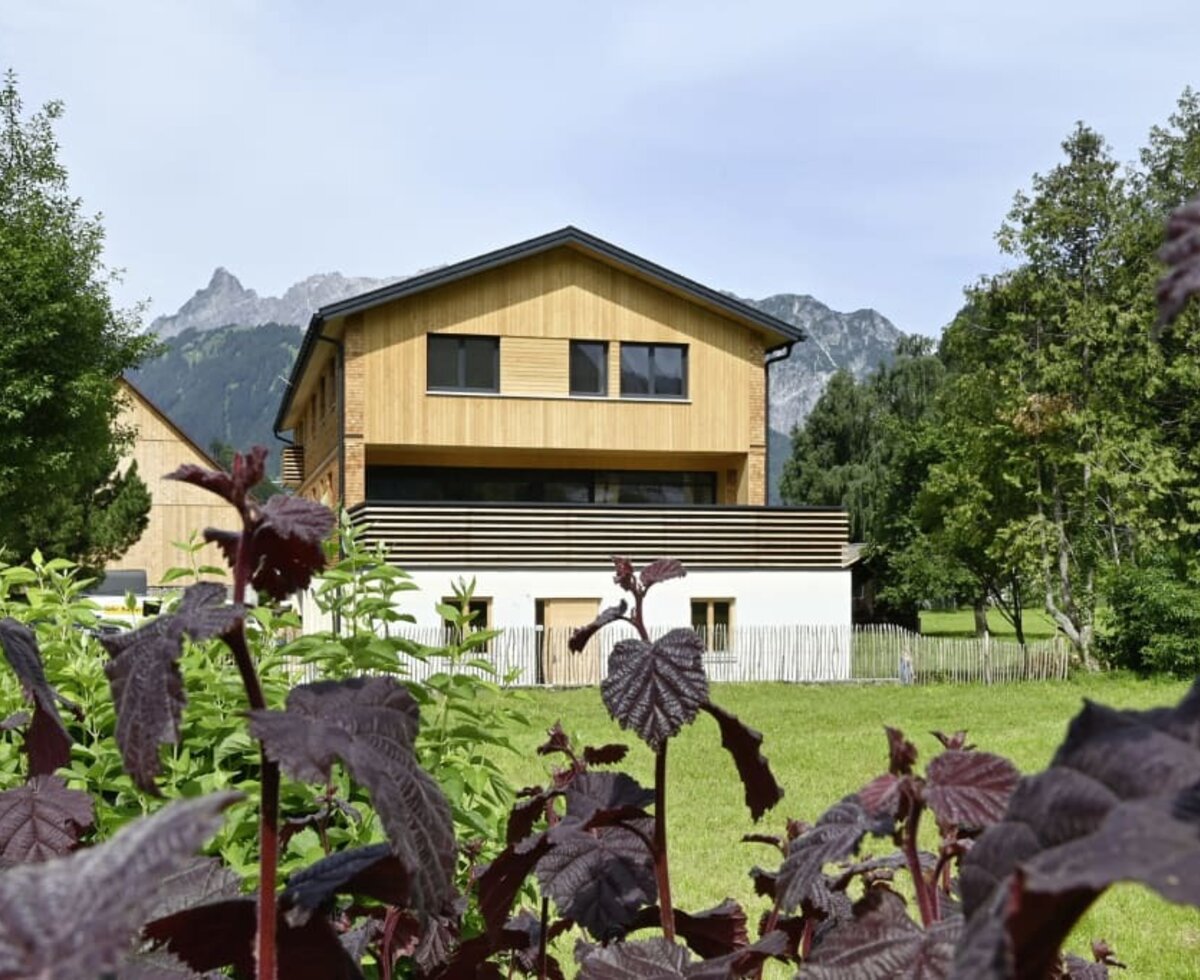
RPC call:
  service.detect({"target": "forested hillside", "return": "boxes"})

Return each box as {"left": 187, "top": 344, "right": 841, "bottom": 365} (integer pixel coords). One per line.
{"left": 129, "top": 323, "right": 302, "bottom": 465}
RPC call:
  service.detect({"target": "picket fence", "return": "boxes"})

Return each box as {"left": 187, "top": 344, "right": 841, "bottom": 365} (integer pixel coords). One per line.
{"left": 290, "top": 623, "right": 1069, "bottom": 687}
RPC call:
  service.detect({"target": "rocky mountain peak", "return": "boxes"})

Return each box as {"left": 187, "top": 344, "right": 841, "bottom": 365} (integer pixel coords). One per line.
{"left": 151, "top": 269, "right": 403, "bottom": 337}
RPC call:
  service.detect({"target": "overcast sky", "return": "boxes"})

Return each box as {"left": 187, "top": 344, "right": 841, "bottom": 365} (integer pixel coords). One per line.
{"left": 2, "top": 1, "right": 1197, "bottom": 336}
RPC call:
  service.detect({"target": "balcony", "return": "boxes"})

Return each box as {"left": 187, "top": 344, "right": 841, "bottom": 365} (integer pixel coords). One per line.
{"left": 348, "top": 501, "right": 848, "bottom": 569}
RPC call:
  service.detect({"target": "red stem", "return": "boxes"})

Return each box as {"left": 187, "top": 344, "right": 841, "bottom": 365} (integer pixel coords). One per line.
{"left": 653, "top": 743, "right": 675, "bottom": 942}
{"left": 229, "top": 523, "right": 279, "bottom": 980}
{"left": 902, "top": 805, "right": 936, "bottom": 927}
{"left": 537, "top": 896, "right": 549, "bottom": 980}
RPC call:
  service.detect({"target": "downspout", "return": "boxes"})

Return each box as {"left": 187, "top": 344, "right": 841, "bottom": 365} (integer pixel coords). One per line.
{"left": 314, "top": 333, "right": 347, "bottom": 637}
{"left": 763, "top": 341, "right": 796, "bottom": 506}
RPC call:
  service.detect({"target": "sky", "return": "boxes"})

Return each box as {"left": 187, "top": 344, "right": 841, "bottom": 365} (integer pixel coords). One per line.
{"left": 2, "top": 1, "right": 1197, "bottom": 337}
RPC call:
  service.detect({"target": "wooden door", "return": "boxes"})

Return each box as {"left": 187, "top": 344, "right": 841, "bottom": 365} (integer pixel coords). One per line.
{"left": 541, "top": 598, "right": 601, "bottom": 686}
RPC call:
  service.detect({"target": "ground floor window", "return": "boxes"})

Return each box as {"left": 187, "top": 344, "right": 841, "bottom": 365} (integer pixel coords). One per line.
{"left": 440, "top": 595, "right": 491, "bottom": 647}
{"left": 691, "top": 599, "right": 733, "bottom": 652}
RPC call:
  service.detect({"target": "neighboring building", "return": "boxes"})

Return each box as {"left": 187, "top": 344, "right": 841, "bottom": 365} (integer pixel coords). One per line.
{"left": 273, "top": 227, "right": 850, "bottom": 661}
{"left": 106, "top": 378, "right": 238, "bottom": 588}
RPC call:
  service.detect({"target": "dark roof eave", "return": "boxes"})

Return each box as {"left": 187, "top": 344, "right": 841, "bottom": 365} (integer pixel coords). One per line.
{"left": 275, "top": 226, "right": 804, "bottom": 431}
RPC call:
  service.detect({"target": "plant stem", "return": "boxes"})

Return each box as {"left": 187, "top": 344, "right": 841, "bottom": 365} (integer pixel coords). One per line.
{"left": 902, "top": 806, "right": 935, "bottom": 927}
{"left": 537, "top": 896, "right": 549, "bottom": 980}
{"left": 654, "top": 743, "right": 675, "bottom": 942}
{"left": 230, "top": 531, "right": 279, "bottom": 980}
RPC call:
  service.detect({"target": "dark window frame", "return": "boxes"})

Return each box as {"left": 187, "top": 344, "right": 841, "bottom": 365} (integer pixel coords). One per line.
{"left": 619, "top": 342, "right": 689, "bottom": 400}
{"left": 427, "top": 334, "right": 500, "bottom": 393}
{"left": 569, "top": 340, "right": 609, "bottom": 397}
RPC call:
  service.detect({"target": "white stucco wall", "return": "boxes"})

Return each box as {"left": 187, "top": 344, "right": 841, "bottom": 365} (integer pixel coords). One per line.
{"left": 397, "top": 567, "right": 850, "bottom": 630}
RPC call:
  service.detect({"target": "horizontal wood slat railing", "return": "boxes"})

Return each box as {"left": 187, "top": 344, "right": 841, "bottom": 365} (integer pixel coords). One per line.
{"left": 348, "top": 501, "right": 849, "bottom": 568}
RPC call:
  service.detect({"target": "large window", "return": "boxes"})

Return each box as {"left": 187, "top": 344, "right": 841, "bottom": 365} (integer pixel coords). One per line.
{"left": 691, "top": 599, "right": 733, "bottom": 652}
{"left": 570, "top": 340, "right": 608, "bottom": 396}
{"left": 620, "top": 343, "right": 687, "bottom": 399}
{"left": 427, "top": 335, "right": 499, "bottom": 392}
{"left": 367, "top": 465, "right": 716, "bottom": 505}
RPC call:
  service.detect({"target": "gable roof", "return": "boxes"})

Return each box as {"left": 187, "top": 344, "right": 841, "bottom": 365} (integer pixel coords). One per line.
{"left": 275, "top": 226, "right": 803, "bottom": 432}
{"left": 119, "top": 376, "right": 223, "bottom": 470}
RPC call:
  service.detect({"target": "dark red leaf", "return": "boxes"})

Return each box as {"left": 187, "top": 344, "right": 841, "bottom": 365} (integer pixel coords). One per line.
{"left": 1051, "top": 699, "right": 1200, "bottom": 800}
{"left": 1157, "top": 197, "right": 1200, "bottom": 327}
{"left": 249, "top": 676, "right": 455, "bottom": 916}
{"left": 582, "top": 743, "right": 629, "bottom": 767}
{"left": 776, "top": 797, "right": 878, "bottom": 914}
{"left": 506, "top": 791, "right": 555, "bottom": 844}
{"left": 700, "top": 702, "right": 783, "bottom": 822}
{"left": 142, "top": 856, "right": 242, "bottom": 923}
{"left": 924, "top": 750, "right": 1019, "bottom": 830}
{"left": 0, "top": 774, "right": 93, "bottom": 864}
{"left": 578, "top": 937, "right": 689, "bottom": 979}
{"left": 885, "top": 726, "right": 918, "bottom": 776}
{"left": 568, "top": 601, "right": 627, "bottom": 653}
{"left": 282, "top": 843, "right": 410, "bottom": 924}
{"left": 601, "top": 630, "right": 709, "bottom": 751}
{"left": 610, "top": 556, "right": 637, "bottom": 593}
{"left": 1063, "top": 953, "right": 1112, "bottom": 979}
{"left": 476, "top": 835, "right": 550, "bottom": 940}
{"left": 0, "top": 617, "right": 73, "bottom": 776}
{"left": 115, "top": 948, "right": 223, "bottom": 979}
{"left": 536, "top": 821, "right": 657, "bottom": 941}
{"left": 167, "top": 445, "right": 267, "bottom": 512}
{"left": 638, "top": 899, "right": 749, "bottom": 960}
{"left": 101, "top": 583, "right": 243, "bottom": 793}
{"left": 0, "top": 792, "right": 237, "bottom": 980}
{"left": 564, "top": 771, "right": 653, "bottom": 823}
{"left": 748, "top": 866, "right": 777, "bottom": 899}
{"left": 1023, "top": 790, "right": 1200, "bottom": 907}
{"left": 802, "top": 888, "right": 960, "bottom": 979}
{"left": 147, "top": 896, "right": 364, "bottom": 979}
{"left": 931, "top": 730, "right": 974, "bottom": 751}
{"left": 640, "top": 558, "right": 687, "bottom": 589}
{"left": 536, "top": 721, "right": 572, "bottom": 757}
{"left": 239, "top": 494, "right": 337, "bottom": 601}
{"left": 858, "top": 773, "right": 904, "bottom": 820}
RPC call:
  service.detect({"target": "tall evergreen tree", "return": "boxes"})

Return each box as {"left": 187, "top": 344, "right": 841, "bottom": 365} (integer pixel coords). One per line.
{"left": 0, "top": 71, "right": 156, "bottom": 571}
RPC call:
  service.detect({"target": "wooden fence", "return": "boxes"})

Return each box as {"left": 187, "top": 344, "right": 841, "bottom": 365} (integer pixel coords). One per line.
{"left": 290, "top": 623, "right": 1070, "bottom": 687}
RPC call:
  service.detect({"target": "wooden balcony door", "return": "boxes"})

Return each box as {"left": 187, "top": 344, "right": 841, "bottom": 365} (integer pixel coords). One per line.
{"left": 539, "top": 598, "right": 601, "bottom": 686}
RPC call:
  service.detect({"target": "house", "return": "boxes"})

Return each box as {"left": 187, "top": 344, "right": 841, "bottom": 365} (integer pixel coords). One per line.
{"left": 104, "top": 378, "right": 239, "bottom": 589}
{"left": 273, "top": 227, "right": 851, "bottom": 677}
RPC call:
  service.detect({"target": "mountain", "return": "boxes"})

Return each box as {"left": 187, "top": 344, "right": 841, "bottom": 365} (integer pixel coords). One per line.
{"left": 136, "top": 272, "right": 904, "bottom": 494}
{"left": 151, "top": 268, "right": 401, "bottom": 336}
{"left": 741, "top": 294, "right": 905, "bottom": 503}
{"left": 129, "top": 323, "right": 303, "bottom": 464}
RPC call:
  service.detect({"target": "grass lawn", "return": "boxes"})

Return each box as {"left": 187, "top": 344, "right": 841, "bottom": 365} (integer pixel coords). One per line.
{"left": 488, "top": 675, "right": 1198, "bottom": 977}
{"left": 920, "top": 607, "right": 1059, "bottom": 638}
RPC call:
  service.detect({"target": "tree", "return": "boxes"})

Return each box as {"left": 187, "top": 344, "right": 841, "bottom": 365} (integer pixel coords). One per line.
{"left": 0, "top": 71, "right": 156, "bottom": 572}
{"left": 780, "top": 338, "right": 956, "bottom": 626}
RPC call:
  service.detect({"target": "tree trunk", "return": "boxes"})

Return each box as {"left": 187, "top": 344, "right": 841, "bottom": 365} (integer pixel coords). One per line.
{"left": 973, "top": 598, "right": 988, "bottom": 637}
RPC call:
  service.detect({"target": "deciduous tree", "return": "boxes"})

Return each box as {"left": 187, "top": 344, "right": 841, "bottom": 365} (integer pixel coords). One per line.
{"left": 0, "top": 71, "right": 156, "bottom": 571}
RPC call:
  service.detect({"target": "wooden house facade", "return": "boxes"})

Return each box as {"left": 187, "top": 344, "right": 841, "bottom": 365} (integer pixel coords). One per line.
{"left": 273, "top": 228, "right": 851, "bottom": 652}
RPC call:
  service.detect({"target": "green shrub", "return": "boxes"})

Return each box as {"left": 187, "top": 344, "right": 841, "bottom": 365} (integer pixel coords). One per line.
{"left": 1099, "top": 560, "right": 1200, "bottom": 676}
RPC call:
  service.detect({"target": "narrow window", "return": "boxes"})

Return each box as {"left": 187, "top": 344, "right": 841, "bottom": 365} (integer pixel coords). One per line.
{"left": 619, "top": 343, "right": 688, "bottom": 399}
{"left": 691, "top": 599, "right": 734, "bottom": 652}
{"left": 570, "top": 340, "right": 608, "bottom": 396}
{"left": 428, "top": 335, "right": 499, "bottom": 392}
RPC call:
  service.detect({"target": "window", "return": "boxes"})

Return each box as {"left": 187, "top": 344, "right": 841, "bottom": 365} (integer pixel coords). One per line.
{"left": 427, "top": 335, "right": 499, "bottom": 392}
{"left": 569, "top": 340, "right": 608, "bottom": 396}
{"left": 620, "top": 343, "right": 687, "bottom": 399}
{"left": 440, "top": 595, "right": 491, "bottom": 647}
{"left": 691, "top": 599, "right": 733, "bottom": 652}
